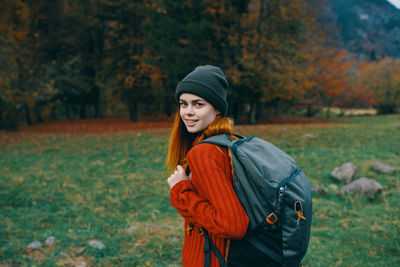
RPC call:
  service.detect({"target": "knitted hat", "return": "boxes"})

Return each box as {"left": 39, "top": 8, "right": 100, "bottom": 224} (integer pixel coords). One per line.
{"left": 175, "top": 65, "right": 229, "bottom": 116}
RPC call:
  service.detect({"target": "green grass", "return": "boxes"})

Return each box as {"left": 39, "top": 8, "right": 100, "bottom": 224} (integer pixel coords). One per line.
{"left": 1, "top": 115, "right": 399, "bottom": 266}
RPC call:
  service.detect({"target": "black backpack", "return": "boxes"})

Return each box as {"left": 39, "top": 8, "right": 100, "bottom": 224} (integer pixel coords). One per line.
{"left": 198, "top": 134, "right": 312, "bottom": 267}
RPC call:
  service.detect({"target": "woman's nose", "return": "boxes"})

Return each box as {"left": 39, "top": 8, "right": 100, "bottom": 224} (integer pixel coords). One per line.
{"left": 185, "top": 105, "right": 195, "bottom": 115}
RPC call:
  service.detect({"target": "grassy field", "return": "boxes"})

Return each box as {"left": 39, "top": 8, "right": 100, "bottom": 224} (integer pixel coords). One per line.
{"left": 1, "top": 115, "right": 399, "bottom": 266}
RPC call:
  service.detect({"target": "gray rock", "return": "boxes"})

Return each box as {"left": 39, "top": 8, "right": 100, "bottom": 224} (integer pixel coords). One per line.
{"left": 311, "top": 185, "right": 327, "bottom": 195}
{"left": 45, "top": 236, "right": 56, "bottom": 246}
{"left": 278, "top": 127, "right": 288, "bottom": 134}
{"left": 59, "top": 252, "right": 69, "bottom": 258}
{"left": 329, "top": 184, "right": 339, "bottom": 191}
{"left": 88, "top": 240, "right": 106, "bottom": 250}
{"left": 330, "top": 163, "right": 358, "bottom": 183}
{"left": 168, "top": 236, "right": 179, "bottom": 243}
{"left": 27, "top": 241, "right": 43, "bottom": 250}
{"left": 303, "top": 133, "right": 315, "bottom": 139}
{"left": 371, "top": 162, "right": 399, "bottom": 174}
{"left": 127, "top": 226, "right": 138, "bottom": 233}
{"left": 337, "top": 177, "right": 383, "bottom": 198}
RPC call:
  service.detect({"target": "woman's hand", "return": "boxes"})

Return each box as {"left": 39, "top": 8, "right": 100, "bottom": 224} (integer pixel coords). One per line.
{"left": 167, "top": 165, "right": 191, "bottom": 189}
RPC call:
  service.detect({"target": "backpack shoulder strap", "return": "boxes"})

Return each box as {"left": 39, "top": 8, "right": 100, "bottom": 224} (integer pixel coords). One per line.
{"left": 202, "top": 228, "right": 228, "bottom": 267}
{"left": 199, "top": 134, "right": 239, "bottom": 148}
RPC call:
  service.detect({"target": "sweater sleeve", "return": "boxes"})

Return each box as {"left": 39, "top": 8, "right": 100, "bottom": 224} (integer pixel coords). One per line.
{"left": 169, "top": 143, "right": 249, "bottom": 239}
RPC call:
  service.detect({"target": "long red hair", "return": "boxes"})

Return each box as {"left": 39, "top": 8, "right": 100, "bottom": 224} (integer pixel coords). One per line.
{"left": 166, "top": 112, "right": 236, "bottom": 174}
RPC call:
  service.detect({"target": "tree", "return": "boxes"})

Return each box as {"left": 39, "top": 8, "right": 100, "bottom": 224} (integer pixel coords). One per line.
{"left": 296, "top": 48, "right": 356, "bottom": 117}
{"left": 102, "top": 0, "right": 159, "bottom": 121}
{"left": 144, "top": 0, "right": 220, "bottom": 117}
{"left": 60, "top": 0, "right": 108, "bottom": 119}
{"left": 229, "top": 0, "right": 321, "bottom": 123}
{"left": 0, "top": 0, "right": 47, "bottom": 128}
{"left": 357, "top": 58, "right": 400, "bottom": 114}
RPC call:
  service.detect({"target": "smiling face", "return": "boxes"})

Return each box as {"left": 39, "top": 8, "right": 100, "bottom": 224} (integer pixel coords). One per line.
{"left": 179, "top": 93, "right": 219, "bottom": 133}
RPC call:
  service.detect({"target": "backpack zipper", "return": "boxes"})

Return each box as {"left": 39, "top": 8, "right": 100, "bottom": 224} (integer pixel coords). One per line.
{"left": 276, "top": 169, "right": 302, "bottom": 215}
{"left": 231, "top": 137, "right": 255, "bottom": 158}
{"left": 279, "top": 169, "right": 302, "bottom": 188}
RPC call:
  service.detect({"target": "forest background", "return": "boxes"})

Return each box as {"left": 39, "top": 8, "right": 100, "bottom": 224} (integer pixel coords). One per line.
{"left": 1, "top": 0, "right": 400, "bottom": 266}
{"left": 1, "top": 0, "right": 400, "bottom": 130}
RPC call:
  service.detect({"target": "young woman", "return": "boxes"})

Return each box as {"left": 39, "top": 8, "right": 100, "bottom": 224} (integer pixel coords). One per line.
{"left": 166, "top": 65, "right": 249, "bottom": 266}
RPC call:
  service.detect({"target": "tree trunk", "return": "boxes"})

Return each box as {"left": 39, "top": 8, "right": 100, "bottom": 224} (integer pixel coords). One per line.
{"left": 94, "top": 100, "right": 100, "bottom": 118}
{"left": 95, "top": 86, "right": 103, "bottom": 118}
{"left": 165, "top": 94, "right": 172, "bottom": 117}
{"left": 34, "top": 104, "right": 43, "bottom": 122}
{"left": 326, "top": 104, "right": 332, "bottom": 118}
{"left": 270, "top": 98, "right": 280, "bottom": 115}
{"left": 339, "top": 108, "right": 345, "bottom": 117}
{"left": 256, "top": 101, "right": 265, "bottom": 122}
{"left": 248, "top": 101, "right": 257, "bottom": 124}
{"left": 92, "top": 85, "right": 101, "bottom": 118}
{"left": 95, "top": 2, "right": 105, "bottom": 118}
{"left": 51, "top": 104, "right": 57, "bottom": 120}
{"left": 3, "top": 105, "right": 22, "bottom": 130}
{"left": 128, "top": 101, "right": 138, "bottom": 122}
{"left": 232, "top": 100, "right": 243, "bottom": 125}
{"left": 23, "top": 103, "right": 32, "bottom": 125}
{"left": 306, "top": 103, "right": 317, "bottom": 117}
{"left": 0, "top": 110, "right": 4, "bottom": 130}
{"left": 79, "top": 96, "right": 86, "bottom": 119}
{"left": 65, "top": 101, "right": 71, "bottom": 118}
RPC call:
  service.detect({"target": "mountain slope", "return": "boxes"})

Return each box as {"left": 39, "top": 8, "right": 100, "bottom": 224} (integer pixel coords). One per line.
{"left": 320, "top": 0, "right": 400, "bottom": 60}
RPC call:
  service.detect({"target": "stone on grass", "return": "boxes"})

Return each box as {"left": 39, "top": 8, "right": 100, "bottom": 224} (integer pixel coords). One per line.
{"left": 337, "top": 178, "right": 383, "bottom": 198}
{"left": 127, "top": 226, "right": 138, "bottom": 233}
{"left": 371, "top": 162, "right": 399, "bottom": 174}
{"left": 311, "top": 185, "right": 327, "bottom": 195}
{"left": 329, "top": 184, "right": 339, "bottom": 191}
{"left": 278, "top": 127, "right": 287, "bottom": 133}
{"left": 59, "top": 252, "right": 69, "bottom": 258}
{"left": 45, "top": 236, "right": 56, "bottom": 246}
{"left": 330, "top": 163, "right": 357, "bottom": 183}
{"left": 88, "top": 240, "right": 106, "bottom": 250}
{"left": 27, "top": 241, "right": 43, "bottom": 250}
{"left": 168, "top": 236, "right": 179, "bottom": 243}
{"left": 303, "top": 133, "right": 315, "bottom": 139}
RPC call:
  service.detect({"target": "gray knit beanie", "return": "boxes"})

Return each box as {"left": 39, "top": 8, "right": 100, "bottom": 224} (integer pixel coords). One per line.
{"left": 175, "top": 65, "right": 229, "bottom": 116}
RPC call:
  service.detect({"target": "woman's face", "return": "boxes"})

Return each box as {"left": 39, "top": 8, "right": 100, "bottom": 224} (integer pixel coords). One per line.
{"left": 179, "top": 93, "right": 219, "bottom": 133}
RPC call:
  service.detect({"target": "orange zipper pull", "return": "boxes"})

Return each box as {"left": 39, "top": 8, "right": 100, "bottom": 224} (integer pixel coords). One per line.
{"left": 294, "top": 200, "right": 306, "bottom": 225}
{"left": 186, "top": 223, "right": 194, "bottom": 235}
{"left": 296, "top": 211, "right": 306, "bottom": 220}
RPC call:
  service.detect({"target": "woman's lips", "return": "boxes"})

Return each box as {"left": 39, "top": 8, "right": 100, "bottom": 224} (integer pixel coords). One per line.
{"left": 185, "top": 119, "right": 198, "bottom": 127}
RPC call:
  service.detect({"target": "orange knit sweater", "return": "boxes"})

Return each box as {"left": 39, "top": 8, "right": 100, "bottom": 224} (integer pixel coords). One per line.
{"left": 170, "top": 143, "right": 249, "bottom": 267}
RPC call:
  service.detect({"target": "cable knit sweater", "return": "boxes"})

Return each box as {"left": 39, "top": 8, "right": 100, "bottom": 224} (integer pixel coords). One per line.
{"left": 170, "top": 143, "right": 249, "bottom": 267}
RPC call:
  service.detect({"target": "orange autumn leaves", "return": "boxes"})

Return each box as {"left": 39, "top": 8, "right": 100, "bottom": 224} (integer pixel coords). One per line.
{"left": 224, "top": 0, "right": 374, "bottom": 112}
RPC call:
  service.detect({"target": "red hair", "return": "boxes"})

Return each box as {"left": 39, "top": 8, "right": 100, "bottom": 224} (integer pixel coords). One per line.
{"left": 166, "top": 112, "right": 236, "bottom": 174}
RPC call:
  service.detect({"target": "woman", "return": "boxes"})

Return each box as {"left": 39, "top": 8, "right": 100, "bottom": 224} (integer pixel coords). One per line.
{"left": 166, "top": 65, "right": 249, "bottom": 266}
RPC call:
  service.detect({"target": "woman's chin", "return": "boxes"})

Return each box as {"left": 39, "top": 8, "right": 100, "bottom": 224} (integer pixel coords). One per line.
{"left": 186, "top": 127, "right": 198, "bottom": 133}
{"left": 186, "top": 125, "right": 203, "bottom": 133}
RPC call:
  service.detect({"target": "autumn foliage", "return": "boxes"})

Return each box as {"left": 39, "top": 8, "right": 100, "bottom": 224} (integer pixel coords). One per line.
{"left": 356, "top": 58, "right": 400, "bottom": 114}
{"left": 0, "top": 0, "right": 386, "bottom": 130}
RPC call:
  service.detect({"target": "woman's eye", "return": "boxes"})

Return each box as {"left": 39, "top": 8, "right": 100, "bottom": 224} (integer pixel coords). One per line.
{"left": 180, "top": 102, "right": 187, "bottom": 107}
{"left": 195, "top": 103, "right": 203, "bottom": 107}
